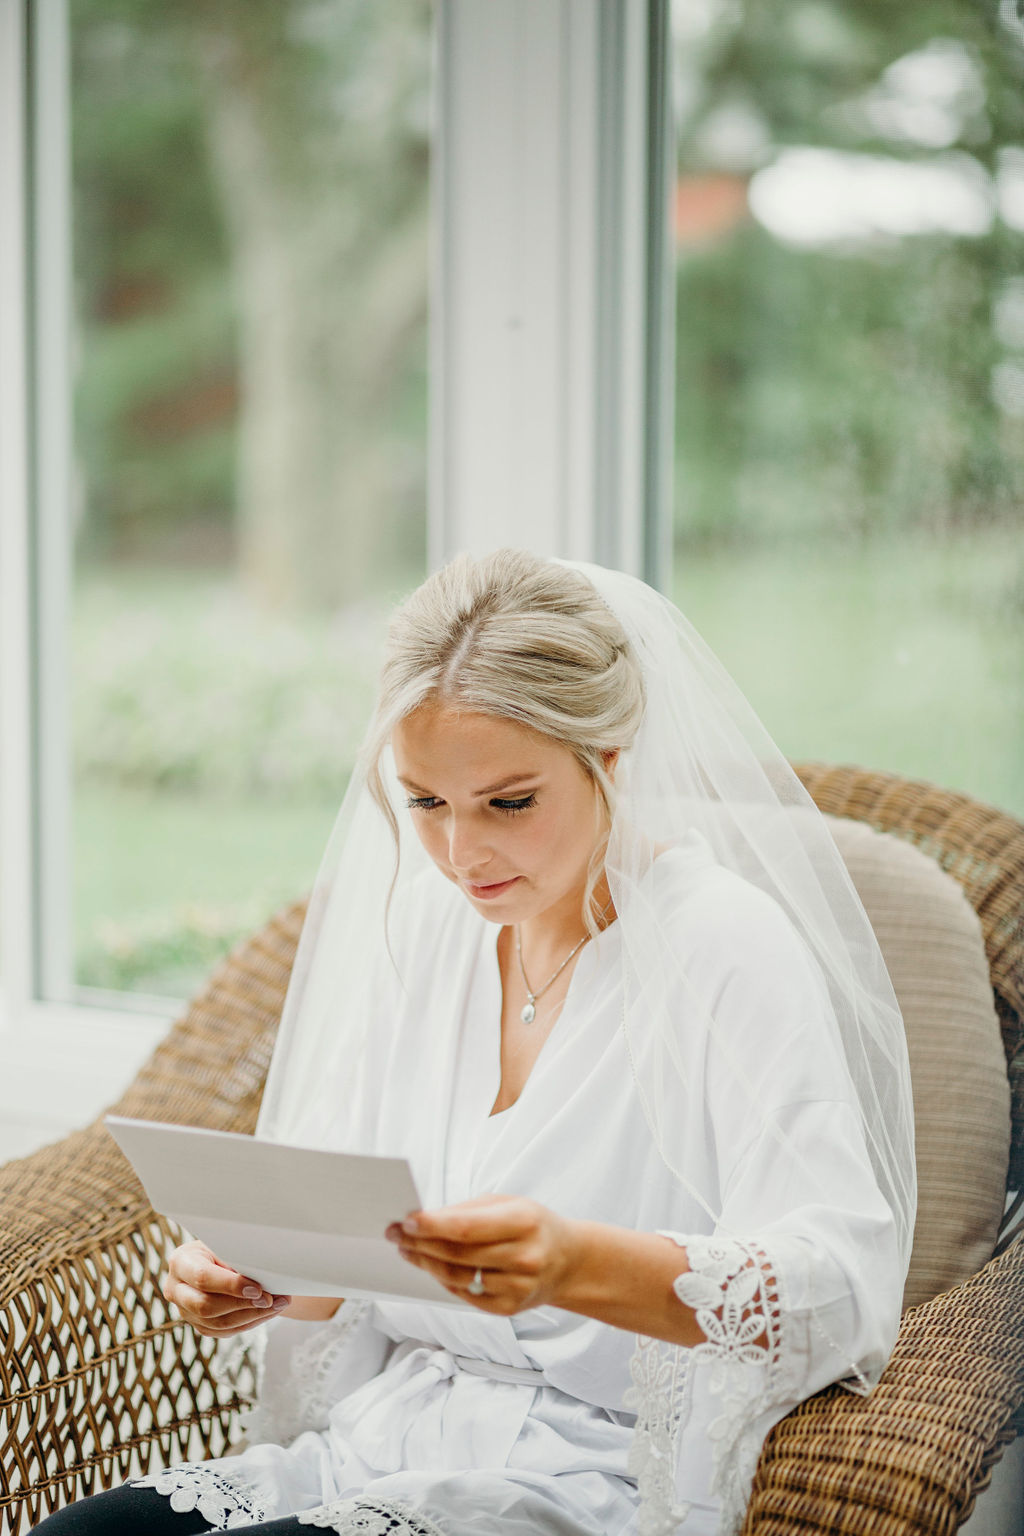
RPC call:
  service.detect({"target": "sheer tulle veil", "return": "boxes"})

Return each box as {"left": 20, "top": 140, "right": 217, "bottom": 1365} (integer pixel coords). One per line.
{"left": 255, "top": 552, "right": 916, "bottom": 1533}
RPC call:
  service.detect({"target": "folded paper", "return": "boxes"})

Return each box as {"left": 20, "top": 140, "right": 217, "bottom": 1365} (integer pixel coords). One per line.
{"left": 105, "top": 1115, "right": 466, "bottom": 1307}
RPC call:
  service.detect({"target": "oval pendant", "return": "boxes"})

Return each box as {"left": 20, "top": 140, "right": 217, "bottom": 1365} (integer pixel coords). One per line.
{"left": 520, "top": 1000, "right": 536, "bottom": 1024}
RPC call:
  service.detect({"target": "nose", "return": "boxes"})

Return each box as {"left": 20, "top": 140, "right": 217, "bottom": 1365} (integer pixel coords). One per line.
{"left": 447, "top": 814, "right": 492, "bottom": 877}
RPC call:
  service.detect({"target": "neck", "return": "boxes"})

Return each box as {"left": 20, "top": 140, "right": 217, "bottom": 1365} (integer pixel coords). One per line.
{"left": 515, "top": 873, "right": 614, "bottom": 963}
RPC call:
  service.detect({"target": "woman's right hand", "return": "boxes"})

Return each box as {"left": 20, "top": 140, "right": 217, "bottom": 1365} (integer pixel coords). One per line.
{"left": 163, "top": 1240, "right": 291, "bottom": 1336}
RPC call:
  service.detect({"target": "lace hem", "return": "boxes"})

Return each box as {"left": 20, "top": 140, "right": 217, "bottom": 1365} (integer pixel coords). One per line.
{"left": 626, "top": 1233, "right": 781, "bottom": 1536}
{"left": 297, "top": 1497, "right": 446, "bottom": 1534}
{"left": 133, "top": 1463, "right": 274, "bottom": 1531}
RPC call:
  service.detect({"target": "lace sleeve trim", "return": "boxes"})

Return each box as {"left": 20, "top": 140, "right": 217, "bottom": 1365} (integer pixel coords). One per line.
{"left": 625, "top": 1233, "right": 784, "bottom": 1536}
{"left": 667, "top": 1232, "right": 782, "bottom": 1374}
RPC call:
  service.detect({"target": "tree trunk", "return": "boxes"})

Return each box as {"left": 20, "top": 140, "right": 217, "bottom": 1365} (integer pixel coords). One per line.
{"left": 191, "top": 16, "right": 428, "bottom": 611}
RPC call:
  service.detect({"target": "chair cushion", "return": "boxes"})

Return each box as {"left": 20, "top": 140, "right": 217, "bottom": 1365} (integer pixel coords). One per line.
{"left": 826, "top": 816, "right": 1011, "bottom": 1309}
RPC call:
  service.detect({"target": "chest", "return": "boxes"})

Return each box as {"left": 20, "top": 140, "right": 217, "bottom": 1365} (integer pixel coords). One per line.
{"left": 490, "top": 926, "right": 582, "bottom": 1115}
{"left": 438, "top": 925, "right": 709, "bottom": 1222}
{"left": 361, "top": 903, "right": 719, "bottom": 1227}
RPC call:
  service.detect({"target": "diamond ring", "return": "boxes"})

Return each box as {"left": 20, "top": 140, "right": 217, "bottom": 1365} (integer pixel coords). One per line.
{"left": 468, "top": 1267, "right": 486, "bottom": 1296}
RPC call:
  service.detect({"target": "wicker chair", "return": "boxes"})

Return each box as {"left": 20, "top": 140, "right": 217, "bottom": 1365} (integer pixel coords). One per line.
{"left": 1, "top": 765, "right": 1022, "bottom": 1536}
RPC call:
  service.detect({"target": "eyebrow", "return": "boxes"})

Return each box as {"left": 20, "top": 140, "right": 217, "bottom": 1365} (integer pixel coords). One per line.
{"left": 397, "top": 774, "right": 542, "bottom": 798}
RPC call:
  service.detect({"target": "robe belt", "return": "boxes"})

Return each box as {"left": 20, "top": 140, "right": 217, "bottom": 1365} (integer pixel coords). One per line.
{"left": 453, "top": 1353, "right": 547, "bottom": 1387}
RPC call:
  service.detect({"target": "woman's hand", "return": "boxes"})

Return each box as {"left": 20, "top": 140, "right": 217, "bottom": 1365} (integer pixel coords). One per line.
{"left": 385, "top": 1195, "right": 582, "bottom": 1315}
{"left": 388, "top": 1203, "right": 706, "bottom": 1344}
{"left": 162, "top": 1240, "right": 292, "bottom": 1337}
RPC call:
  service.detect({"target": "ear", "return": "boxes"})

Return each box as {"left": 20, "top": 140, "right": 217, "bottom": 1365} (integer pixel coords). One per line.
{"left": 602, "top": 748, "right": 620, "bottom": 781}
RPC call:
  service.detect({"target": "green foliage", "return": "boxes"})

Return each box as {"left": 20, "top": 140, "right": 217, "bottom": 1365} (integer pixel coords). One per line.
{"left": 73, "top": 773, "right": 341, "bottom": 996}
{"left": 64, "top": 0, "right": 1024, "bottom": 995}
{"left": 675, "top": 525, "right": 1024, "bottom": 817}
{"left": 72, "top": 567, "right": 387, "bottom": 994}
{"left": 680, "top": 0, "right": 1024, "bottom": 166}
{"left": 69, "top": 0, "right": 431, "bottom": 576}
{"left": 72, "top": 572, "right": 385, "bottom": 797}
{"left": 71, "top": 544, "right": 1024, "bottom": 995}
{"left": 674, "top": 0, "right": 1024, "bottom": 547}
{"left": 675, "top": 225, "right": 1024, "bottom": 541}
{"left": 71, "top": 5, "right": 238, "bottom": 552}
{"left": 77, "top": 900, "right": 258, "bottom": 994}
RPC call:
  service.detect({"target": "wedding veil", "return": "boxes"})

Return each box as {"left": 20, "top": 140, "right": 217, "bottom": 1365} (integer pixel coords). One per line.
{"left": 255, "top": 552, "right": 916, "bottom": 1533}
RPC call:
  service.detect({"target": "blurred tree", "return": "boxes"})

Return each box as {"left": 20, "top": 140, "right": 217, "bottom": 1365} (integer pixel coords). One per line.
{"left": 672, "top": 0, "right": 1024, "bottom": 546}
{"left": 72, "top": 7, "right": 234, "bottom": 562}
{"left": 71, "top": 0, "right": 431, "bottom": 608}
{"left": 186, "top": 0, "right": 430, "bottom": 608}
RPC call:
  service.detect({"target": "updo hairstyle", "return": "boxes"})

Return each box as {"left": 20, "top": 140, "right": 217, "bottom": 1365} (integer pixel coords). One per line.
{"left": 362, "top": 549, "right": 646, "bottom": 929}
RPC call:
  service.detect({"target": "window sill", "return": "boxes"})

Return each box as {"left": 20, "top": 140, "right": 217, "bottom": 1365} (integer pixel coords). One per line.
{"left": 0, "top": 995, "right": 174, "bottom": 1162}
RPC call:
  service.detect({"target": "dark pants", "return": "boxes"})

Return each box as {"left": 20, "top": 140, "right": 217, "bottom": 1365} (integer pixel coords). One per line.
{"left": 29, "top": 1482, "right": 307, "bottom": 1535}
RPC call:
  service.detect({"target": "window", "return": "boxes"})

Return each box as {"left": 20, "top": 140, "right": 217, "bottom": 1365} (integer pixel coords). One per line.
{"left": 65, "top": 1, "right": 432, "bottom": 1003}
{"left": 1, "top": 1, "right": 671, "bottom": 1156}
{"left": 671, "top": 0, "right": 1024, "bottom": 814}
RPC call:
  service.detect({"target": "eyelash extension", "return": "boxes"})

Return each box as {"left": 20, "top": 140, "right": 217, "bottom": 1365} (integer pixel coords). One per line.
{"left": 404, "top": 794, "right": 537, "bottom": 815}
{"left": 491, "top": 794, "right": 537, "bottom": 815}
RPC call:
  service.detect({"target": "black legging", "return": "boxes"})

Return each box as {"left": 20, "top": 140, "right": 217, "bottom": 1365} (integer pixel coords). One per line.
{"left": 29, "top": 1482, "right": 307, "bottom": 1536}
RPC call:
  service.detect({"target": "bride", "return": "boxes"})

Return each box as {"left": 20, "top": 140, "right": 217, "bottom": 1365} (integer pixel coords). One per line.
{"left": 33, "top": 549, "right": 915, "bottom": 1536}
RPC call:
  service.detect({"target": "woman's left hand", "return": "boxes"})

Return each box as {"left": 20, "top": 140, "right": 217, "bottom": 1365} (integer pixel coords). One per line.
{"left": 385, "top": 1195, "right": 581, "bottom": 1314}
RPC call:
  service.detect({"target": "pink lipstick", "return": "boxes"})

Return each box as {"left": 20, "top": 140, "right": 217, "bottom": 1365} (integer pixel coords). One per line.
{"left": 465, "top": 876, "right": 521, "bottom": 900}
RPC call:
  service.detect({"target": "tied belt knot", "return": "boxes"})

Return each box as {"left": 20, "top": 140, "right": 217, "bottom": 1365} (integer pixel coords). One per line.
{"left": 450, "top": 1352, "right": 546, "bottom": 1387}
{"left": 327, "top": 1341, "right": 550, "bottom": 1474}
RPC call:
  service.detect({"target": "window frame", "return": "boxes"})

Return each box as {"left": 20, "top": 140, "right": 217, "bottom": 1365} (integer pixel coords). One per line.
{"left": 1, "top": 0, "right": 176, "bottom": 1148}
{"left": 430, "top": 0, "right": 674, "bottom": 579}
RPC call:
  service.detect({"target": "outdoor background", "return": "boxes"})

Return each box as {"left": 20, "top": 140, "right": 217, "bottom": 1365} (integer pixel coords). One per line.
{"left": 69, "top": 0, "right": 1024, "bottom": 999}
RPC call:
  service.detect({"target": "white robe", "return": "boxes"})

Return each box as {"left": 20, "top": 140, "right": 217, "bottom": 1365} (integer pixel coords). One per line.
{"left": 136, "top": 837, "right": 900, "bottom": 1536}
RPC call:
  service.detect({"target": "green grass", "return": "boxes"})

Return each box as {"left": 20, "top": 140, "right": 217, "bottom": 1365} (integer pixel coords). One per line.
{"left": 70, "top": 531, "right": 1024, "bottom": 998}
{"left": 70, "top": 565, "right": 385, "bottom": 996}
{"left": 73, "top": 785, "right": 340, "bottom": 996}
{"left": 675, "top": 527, "right": 1024, "bottom": 817}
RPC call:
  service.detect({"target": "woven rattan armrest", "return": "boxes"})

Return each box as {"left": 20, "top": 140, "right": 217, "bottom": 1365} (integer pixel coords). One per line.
{"left": 0, "top": 902, "right": 306, "bottom": 1533}
{"left": 0, "top": 1124, "right": 244, "bottom": 1533}
{"left": 740, "top": 1234, "right": 1024, "bottom": 1536}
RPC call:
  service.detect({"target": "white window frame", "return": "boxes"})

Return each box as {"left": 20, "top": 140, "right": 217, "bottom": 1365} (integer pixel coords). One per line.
{"left": 0, "top": 0, "right": 674, "bottom": 1152}
{"left": 0, "top": 0, "right": 178, "bottom": 1152}
{"left": 431, "top": 0, "right": 674, "bottom": 578}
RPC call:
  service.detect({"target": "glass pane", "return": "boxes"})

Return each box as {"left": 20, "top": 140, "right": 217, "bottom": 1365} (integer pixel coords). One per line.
{"left": 671, "top": 0, "right": 1024, "bottom": 816}
{"left": 70, "top": 0, "right": 432, "bottom": 999}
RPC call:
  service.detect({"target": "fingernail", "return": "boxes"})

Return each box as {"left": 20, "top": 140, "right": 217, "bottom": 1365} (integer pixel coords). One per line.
{"left": 385, "top": 1224, "right": 401, "bottom": 1241}
{"left": 253, "top": 1295, "right": 274, "bottom": 1307}
{"left": 401, "top": 1217, "right": 419, "bottom": 1235}
{"left": 243, "top": 1286, "right": 262, "bottom": 1300}
{"left": 271, "top": 1296, "right": 290, "bottom": 1310}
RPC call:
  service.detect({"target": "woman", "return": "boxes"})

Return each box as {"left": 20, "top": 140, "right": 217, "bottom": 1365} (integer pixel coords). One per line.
{"left": 34, "top": 551, "right": 915, "bottom": 1536}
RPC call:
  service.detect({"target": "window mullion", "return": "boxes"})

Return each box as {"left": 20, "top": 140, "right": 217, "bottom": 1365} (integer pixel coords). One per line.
{"left": 593, "top": 0, "right": 675, "bottom": 586}
{"left": 430, "top": 0, "right": 673, "bottom": 582}
{"left": 30, "top": 0, "right": 74, "bottom": 1005}
{"left": 0, "top": 0, "right": 36, "bottom": 1025}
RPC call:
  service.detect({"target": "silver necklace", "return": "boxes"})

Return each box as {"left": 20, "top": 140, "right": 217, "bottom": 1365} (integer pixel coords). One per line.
{"left": 514, "top": 926, "right": 592, "bottom": 1024}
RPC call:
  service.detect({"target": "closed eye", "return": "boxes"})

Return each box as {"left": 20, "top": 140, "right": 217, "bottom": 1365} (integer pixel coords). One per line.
{"left": 491, "top": 794, "right": 537, "bottom": 815}
{"left": 404, "top": 793, "right": 538, "bottom": 815}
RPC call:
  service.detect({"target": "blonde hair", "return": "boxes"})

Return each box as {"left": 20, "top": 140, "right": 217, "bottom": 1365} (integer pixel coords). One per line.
{"left": 362, "top": 549, "right": 646, "bottom": 932}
